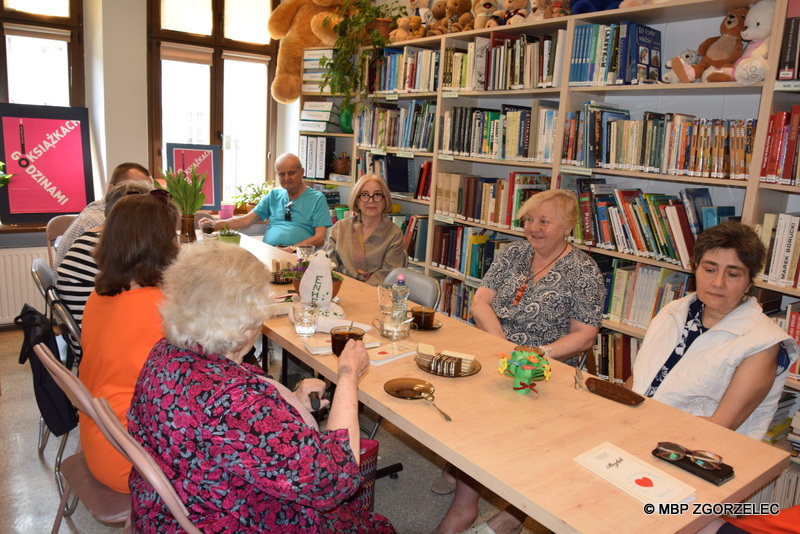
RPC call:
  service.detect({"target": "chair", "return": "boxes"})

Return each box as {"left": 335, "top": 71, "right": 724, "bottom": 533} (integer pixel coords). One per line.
{"left": 32, "top": 343, "right": 131, "bottom": 533}
{"left": 47, "top": 287, "right": 82, "bottom": 368}
{"left": 383, "top": 268, "right": 441, "bottom": 309}
{"left": 31, "top": 258, "right": 58, "bottom": 455}
{"left": 46, "top": 214, "right": 77, "bottom": 268}
{"left": 91, "top": 397, "right": 202, "bottom": 534}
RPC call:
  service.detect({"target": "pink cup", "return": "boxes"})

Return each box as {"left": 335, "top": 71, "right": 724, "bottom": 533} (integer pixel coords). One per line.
{"left": 219, "top": 203, "right": 235, "bottom": 219}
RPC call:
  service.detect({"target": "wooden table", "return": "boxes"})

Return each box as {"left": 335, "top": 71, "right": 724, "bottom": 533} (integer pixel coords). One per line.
{"left": 246, "top": 236, "right": 789, "bottom": 534}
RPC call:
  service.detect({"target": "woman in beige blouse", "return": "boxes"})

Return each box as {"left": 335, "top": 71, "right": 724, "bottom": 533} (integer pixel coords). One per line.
{"left": 324, "top": 174, "right": 407, "bottom": 286}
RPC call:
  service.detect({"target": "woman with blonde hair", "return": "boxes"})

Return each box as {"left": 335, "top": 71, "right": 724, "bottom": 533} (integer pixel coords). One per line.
{"left": 324, "top": 174, "right": 407, "bottom": 285}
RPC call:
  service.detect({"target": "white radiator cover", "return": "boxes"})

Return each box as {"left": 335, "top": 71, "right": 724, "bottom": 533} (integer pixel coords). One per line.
{"left": 0, "top": 247, "right": 48, "bottom": 324}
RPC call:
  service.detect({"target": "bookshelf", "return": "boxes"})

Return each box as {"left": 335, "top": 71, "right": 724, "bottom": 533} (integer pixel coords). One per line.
{"left": 298, "top": 0, "right": 797, "bottom": 343}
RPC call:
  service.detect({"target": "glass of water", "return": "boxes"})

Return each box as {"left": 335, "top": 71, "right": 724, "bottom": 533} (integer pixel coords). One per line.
{"left": 292, "top": 301, "right": 319, "bottom": 339}
{"left": 296, "top": 245, "right": 315, "bottom": 261}
{"left": 378, "top": 282, "right": 394, "bottom": 316}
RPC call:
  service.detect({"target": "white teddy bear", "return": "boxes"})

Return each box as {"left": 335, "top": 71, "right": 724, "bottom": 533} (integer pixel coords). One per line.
{"left": 734, "top": 0, "right": 775, "bottom": 85}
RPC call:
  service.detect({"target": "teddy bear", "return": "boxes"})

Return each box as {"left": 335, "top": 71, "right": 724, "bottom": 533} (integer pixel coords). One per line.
{"left": 472, "top": 0, "right": 499, "bottom": 30}
{"left": 701, "top": 0, "right": 775, "bottom": 84}
{"left": 548, "top": 1, "right": 571, "bottom": 17}
{"left": 662, "top": 7, "right": 748, "bottom": 84}
{"left": 488, "top": 0, "right": 529, "bottom": 26}
{"left": 446, "top": 0, "right": 475, "bottom": 32}
{"left": 408, "top": 0, "right": 433, "bottom": 27}
{"left": 389, "top": 17, "right": 413, "bottom": 42}
{"left": 527, "top": 0, "right": 564, "bottom": 21}
{"left": 425, "top": 0, "right": 449, "bottom": 35}
{"left": 409, "top": 15, "right": 426, "bottom": 38}
{"left": 662, "top": 49, "right": 700, "bottom": 82}
{"left": 267, "top": 0, "right": 343, "bottom": 104}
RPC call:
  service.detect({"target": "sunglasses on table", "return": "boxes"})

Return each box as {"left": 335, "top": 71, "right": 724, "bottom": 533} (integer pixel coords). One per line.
{"left": 655, "top": 442, "right": 723, "bottom": 470}
{"left": 285, "top": 201, "right": 293, "bottom": 221}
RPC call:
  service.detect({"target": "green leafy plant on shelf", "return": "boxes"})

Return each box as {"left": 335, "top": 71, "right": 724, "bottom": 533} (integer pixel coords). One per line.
{"left": 231, "top": 181, "right": 274, "bottom": 209}
{"left": 319, "top": 0, "right": 407, "bottom": 113}
{"left": 0, "top": 161, "right": 13, "bottom": 188}
{"left": 156, "top": 166, "right": 207, "bottom": 215}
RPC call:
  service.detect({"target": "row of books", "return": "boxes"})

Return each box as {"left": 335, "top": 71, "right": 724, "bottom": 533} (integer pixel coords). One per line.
{"left": 356, "top": 153, "right": 432, "bottom": 200}
{"left": 402, "top": 214, "right": 429, "bottom": 263}
{"left": 301, "top": 48, "right": 333, "bottom": 94}
{"left": 759, "top": 212, "right": 800, "bottom": 289}
{"left": 562, "top": 177, "right": 730, "bottom": 270}
{"left": 353, "top": 99, "right": 436, "bottom": 152}
{"left": 298, "top": 135, "right": 335, "bottom": 180}
{"left": 562, "top": 101, "right": 757, "bottom": 180}
{"left": 762, "top": 391, "right": 798, "bottom": 444}
{"left": 441, "top": 30, "right": 566, "bottom": 92}
{"left": 435, "top": 171, "right": 550, "bottom": 229}
{"left": 430, "top": 226, "right": 516, "bottom": 279}
{"left": 759, "top": 106, "right": 800, "bottom": 185}
{"left": 782, "top": 301, "right": 800, "bottom": 381}
{"left": 587, "top": 329, "right": 642, "bottom": 385}
{"left": 602, "top": 259, "right": 692, "bottom": 330}
{"left": 435, "top": 276, "right": 476, "bottom": 324}
{"left": 778, "top": 1, "right": 800, "bottom": 81}
{"left": 788, "top": 410, "right": 800, "bottom": 465}
{"left": 372, "top": 46, "right": 440, "bottom": 94}
{"left": 439, "top": 101, "right": 559, "bottom": 162}
{"left": 569, "top": 22, "right": 661, "bottom": 86}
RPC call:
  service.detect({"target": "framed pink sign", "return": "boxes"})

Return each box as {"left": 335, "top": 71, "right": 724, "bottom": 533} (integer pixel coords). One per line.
{"left": 166, "top": 143, "right": 221, "bottom": 210}
{"left": 0, "top": 103, "right": 94, "bottom": 224}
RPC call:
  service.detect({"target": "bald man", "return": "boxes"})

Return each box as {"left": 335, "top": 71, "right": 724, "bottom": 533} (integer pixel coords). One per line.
{"left": 203, "top": 153, "right": 332, "bottom": 249}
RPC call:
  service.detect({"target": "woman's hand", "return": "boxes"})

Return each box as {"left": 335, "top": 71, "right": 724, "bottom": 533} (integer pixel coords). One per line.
{"left": 294, "top": 378, "right": 330, "bottom": 412}
{"left": 337, "top": 339, "right": 369, "bottom": 381}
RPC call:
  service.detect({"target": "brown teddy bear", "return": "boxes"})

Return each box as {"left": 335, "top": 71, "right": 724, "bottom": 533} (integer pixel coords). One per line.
{"left": 446, "top": 0, "right": 474, "bottom": 33}
{"left": 268, "top": 0, "right": 343, "bottom": 104}
{"left": 488, "top": 0, "right": 528, "bottom": 26}
{"left": 664, "top": 7, "right": 748, "bottom": 83}
{"left": 409, "top": 15, "right": 426, "bottom": 38}
{"left": 472, "top": 0, "right": 499, "bottom": 29}
{"left": 425, "top": 0, "right": 450, "bottom": 35}
{"left": 389, "top": 16, "right": 413, "bottom": 42}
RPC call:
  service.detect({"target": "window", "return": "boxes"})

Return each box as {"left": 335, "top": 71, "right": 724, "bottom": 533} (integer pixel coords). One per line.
{"left": 1, "top": 0, "right": 84, "bottom": 106}
{"left": 149, "top": 0, "right": 275, "bottom": 200}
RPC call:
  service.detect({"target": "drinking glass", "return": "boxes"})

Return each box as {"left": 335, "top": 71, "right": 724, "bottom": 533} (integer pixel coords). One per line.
{"left": 378, "top": 282, "right": 394, "bottom": 316}
{"left": 330, "top": 326, "right": 365, "bottom": 356}
{"left": 292, "top": 301, "right": 319, "bottom": 339}
{"left": 296, "top": 246, "right": 315, "bottom": 261}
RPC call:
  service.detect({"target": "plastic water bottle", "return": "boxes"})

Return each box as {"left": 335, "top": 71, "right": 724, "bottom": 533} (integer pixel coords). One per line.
{"left": 391, "top": 274, "right": 410, "bottom": 318}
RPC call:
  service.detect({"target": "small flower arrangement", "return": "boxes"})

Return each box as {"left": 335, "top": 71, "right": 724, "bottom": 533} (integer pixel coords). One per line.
{"left": 217, "top": 225, "right": 241, "bottom": 245}
{"left": 278, "top": 260, "right": 344, "bottom": 282}
{"left": 498, "top": 348, "right": 551, "bottom": 396}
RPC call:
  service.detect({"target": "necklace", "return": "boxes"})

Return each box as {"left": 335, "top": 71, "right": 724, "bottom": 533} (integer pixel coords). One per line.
{"left": 512, "top": 242, "right": 569, "bottom": 306}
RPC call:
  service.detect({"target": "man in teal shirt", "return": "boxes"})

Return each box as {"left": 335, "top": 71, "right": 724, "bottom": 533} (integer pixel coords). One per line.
{"left": 205, "top": 153, "right": 332, "bottom": 249}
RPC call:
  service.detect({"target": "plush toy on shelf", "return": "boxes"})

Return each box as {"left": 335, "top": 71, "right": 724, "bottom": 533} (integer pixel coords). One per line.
{"left": 446, "top": 0, "right": 475, "bottom": 32}
{"left": 527, "top": 0, "right": 567, "bottom": 21}
{"left": 408, "top": 0, "right": 433, "bottom": 27}
{"left": 472, "top": 0, "right": 499, "bottom": 29}
{"left": 267, "top": 0, "right": 343, "bottom": 104}
{"left": 389, "top": 16, "right": 413, "bottom": 42}
{"left": 425, "top": 0, "right": 450, "bottom": 35}
{"left": 488, "top": 0, "right": 529, "bottom": 26}
{"left": 733, "top": 0, "right": 775, "bottom": 85}
{"left": 662, "top": 49, "right": 700, "bottom": 83}
{"left": 662, "top": 7, "right": 748, "bottom": 84}
{"left": 409, "top": 15, "right": 426, "bottom": 38}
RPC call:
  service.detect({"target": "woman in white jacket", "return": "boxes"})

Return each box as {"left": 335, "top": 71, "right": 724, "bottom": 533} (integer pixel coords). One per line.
{"left": 627, "top": 221, "right": 798, "bottom": 440}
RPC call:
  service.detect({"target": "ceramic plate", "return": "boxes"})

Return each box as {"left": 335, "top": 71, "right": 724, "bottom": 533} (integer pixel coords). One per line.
{"left": 417, "top": 359, "right": 481, "bottom": 378}
{"left": 384, "top": 378, "right": 435, "bottom": 400}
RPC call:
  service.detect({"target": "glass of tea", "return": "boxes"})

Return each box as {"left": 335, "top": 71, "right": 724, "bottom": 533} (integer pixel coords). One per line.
{"left": 330, "top": 326, "right": 365, "bottom": 356}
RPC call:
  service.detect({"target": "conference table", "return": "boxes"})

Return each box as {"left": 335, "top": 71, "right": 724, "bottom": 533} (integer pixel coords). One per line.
{"left": 241, "top": 235, "right": 790, "bottom": 534}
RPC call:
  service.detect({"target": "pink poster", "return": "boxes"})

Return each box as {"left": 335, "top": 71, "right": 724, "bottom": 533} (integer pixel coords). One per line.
{"left": 0, "top": 104, "right": 93, "bottom": 223}
{"left": 167, "top": 144, "right": 221, "bottom": 209}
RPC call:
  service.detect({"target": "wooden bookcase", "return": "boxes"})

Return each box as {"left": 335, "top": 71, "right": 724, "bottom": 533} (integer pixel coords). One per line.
{"left": 300, "top": 0, "right": 799, "bottom": 345}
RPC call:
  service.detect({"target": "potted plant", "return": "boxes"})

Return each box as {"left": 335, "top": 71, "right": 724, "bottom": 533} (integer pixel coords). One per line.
{"left": 0, "top": 161, "right": 12, "bottom": 188}
{"left": 218, "top": 225, "right": 242, "bottom": 245}
{"left": 231, "top": 181, "right": 274, "bottom": 214}
{"left": 278, "top": 260, "right": 344, "bottom": 297}
{"left": 319, "top": 0, "right": 407, "bottom": 122}
{"left": 157, "top": 166, "right": 207, "bottom": 243}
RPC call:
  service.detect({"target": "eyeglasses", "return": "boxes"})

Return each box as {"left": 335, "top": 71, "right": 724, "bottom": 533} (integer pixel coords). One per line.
{"left": 655, "top": 442, "right": 722, "bottom": 470}
{"left": 358, "top": 192, "right": 385, "bottom": 203}
{"left": 126, "top": 188, "right": 172, "bottom": 206}
{"left": 284, "top": 201, "right": 293, "bottom": 221}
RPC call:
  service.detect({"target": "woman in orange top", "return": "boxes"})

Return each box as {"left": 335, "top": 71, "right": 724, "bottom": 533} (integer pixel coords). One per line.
{"left": 80, "top": 191, "right": 179, "bottom": 493}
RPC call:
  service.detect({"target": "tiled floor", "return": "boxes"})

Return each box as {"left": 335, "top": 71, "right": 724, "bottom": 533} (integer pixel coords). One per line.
{"left": 0, "top": 328, "right": 547, "bottom": 533}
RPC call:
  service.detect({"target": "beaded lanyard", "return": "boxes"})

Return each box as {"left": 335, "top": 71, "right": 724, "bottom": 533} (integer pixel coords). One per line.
{"left": 512, "top": 242, "right": 568, "bottom": 306}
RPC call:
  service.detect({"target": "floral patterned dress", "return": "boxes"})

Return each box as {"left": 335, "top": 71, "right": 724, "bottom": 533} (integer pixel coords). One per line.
{"left": 127, "top": 338, "right": 395, "bottom": 533}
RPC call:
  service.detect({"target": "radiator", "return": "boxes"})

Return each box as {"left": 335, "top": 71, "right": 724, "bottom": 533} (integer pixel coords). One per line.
{"left": 0, "top": 247, "right": 48, "bottom": 324}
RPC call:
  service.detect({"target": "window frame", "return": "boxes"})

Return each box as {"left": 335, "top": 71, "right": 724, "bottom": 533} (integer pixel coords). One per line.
{"left": 0, "top": 0, "right": 85, "bottom": 106}
{"left": 147, "top": 0, "right": 278, "bottom": 187}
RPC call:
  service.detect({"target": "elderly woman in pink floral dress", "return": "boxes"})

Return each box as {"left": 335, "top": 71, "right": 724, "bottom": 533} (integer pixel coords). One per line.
{"left": 127, "top": 240, "right": 394, "bottom": 533}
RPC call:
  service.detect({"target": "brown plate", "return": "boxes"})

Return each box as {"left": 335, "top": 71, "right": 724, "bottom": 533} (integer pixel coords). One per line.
{"left": 384, "top": 378, "right": 435, "bottom": 400}
{"left": 416, "top": 319, "right": 443, "bottom": 331}
{"left": 416, "top": 358, "right": 481, "bottom": 378}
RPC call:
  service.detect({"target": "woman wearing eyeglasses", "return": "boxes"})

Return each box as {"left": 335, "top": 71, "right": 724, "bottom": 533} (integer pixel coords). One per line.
{"left": 79, "top": 193, "right": 180, "bottom": 493}
{"left": 627, "top": 222, "right": 798, "bottom": 440}
{"left": 323, "top": 174, "right": 407, "bottom": 286}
